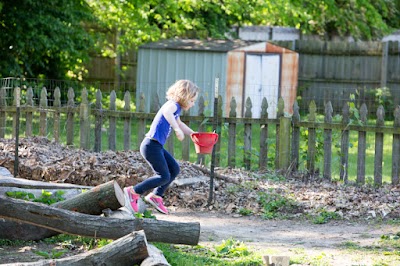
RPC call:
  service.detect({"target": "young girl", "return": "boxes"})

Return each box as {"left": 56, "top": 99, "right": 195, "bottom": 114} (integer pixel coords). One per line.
{"left": 124, "top": 79, "right": 199, "bottom": 214}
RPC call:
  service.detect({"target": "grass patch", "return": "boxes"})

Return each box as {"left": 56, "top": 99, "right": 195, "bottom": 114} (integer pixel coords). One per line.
{"left": 155, "top": 238, "right": 264, "bottom": 266}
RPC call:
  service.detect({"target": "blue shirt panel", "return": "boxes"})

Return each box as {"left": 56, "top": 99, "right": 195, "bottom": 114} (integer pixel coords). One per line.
{"left": 146, "top": 101, "right": 181, "bottom": 145}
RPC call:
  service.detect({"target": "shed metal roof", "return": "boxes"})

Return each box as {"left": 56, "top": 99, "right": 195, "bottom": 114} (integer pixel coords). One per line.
{"left": 139, "top": 38, "right": 256, "bottom": 52}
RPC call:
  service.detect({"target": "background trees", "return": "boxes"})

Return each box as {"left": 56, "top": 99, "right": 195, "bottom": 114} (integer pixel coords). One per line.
{"left": 0, "top": 0, "right": 399, "bottom": 80}
{"left": 0, "top": 0, "right": 96, "bottom": 80}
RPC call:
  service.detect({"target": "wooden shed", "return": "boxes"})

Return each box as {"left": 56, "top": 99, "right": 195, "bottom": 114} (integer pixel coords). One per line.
{"left": 136, "top": 39, "right": 298, "bottom": 118}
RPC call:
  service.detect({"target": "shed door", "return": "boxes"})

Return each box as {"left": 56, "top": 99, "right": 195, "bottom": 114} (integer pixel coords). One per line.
{"left": 244, "top": 54, "right": 280, "bottom": 118}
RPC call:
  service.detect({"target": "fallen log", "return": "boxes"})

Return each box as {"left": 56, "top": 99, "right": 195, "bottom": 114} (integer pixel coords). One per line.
{"left": 0, "top": 179, "right": 131, "bottom": 240}
{"left": 4, "top": 230, "right": 149, "bottom": 266}
{"left": 0, "top": 196, "right": 200, "bottom": 245}
{"left": 52, "top": 180, "right": 122, "bottom": 215}
{"left": 0, "top": 170, "right": 93, "bottom": 241}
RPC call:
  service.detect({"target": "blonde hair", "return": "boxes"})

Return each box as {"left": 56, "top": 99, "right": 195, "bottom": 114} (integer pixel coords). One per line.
{"left": 166, "top": 80, "right": 199, "bottom": 109}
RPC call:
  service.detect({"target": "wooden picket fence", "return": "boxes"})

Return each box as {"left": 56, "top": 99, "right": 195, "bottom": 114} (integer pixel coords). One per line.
{"left": 1, "top": 86, "right": 399, "bottom": 186}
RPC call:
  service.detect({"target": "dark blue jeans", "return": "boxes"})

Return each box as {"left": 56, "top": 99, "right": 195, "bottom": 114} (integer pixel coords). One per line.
{"left": 134, "top": 137, "right": 180, "bottom": 197}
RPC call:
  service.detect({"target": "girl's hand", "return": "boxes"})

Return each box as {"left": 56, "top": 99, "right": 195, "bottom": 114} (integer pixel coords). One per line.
{"left": 174, "top": 128, "right": 184, "bottom": 141}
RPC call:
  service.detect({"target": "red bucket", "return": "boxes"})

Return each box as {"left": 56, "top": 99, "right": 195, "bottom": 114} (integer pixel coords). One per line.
{"left": 190, "top": 132, "right": 219, "bottom": 154}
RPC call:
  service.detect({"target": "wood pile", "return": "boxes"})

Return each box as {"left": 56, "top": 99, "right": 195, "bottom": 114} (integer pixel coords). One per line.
{"left": 0, "top": 171, "right": 201, "bottom": 265}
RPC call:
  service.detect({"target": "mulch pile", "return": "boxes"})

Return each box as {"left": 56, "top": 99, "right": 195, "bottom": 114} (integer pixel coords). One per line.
{"left": 1, "top": 137, "right": 399, "bottom": 220}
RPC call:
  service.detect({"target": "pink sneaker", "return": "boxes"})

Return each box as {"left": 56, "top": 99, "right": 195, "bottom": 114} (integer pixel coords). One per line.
{"left": 145, "top": 194, "right": 169, "bottom": 214}
{"left": 123, "top": 187, "right": 139, "bottom": 214}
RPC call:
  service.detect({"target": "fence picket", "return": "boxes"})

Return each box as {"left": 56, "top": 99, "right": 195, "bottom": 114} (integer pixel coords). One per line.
{"left": 66, "top": 88, "right": 75, "bottom": 146}
{"left": 53, "top": 87, "right": 61, "bottom": 142}
{"left": 123, "top": 91, "right": 131, "bottom": 151}
{"left": 340, "top": 103, "right": 350, "bottom": 183}
{"left": 323, "top": 101, "right": 333, "bottom": 180}
{"left": 291, "top": 101, "right": 300, "bottom": 172}
{"left": 94, "top": 89, "right": 103, "bottom": 152}
{"left": 39, "top": 87, "right": 47, "bottom": 137}
{"left": 0, "top": 88, "right": 5, "bottom": 138}
{"left": 80, "top": 88, "right": 90, "bottom": 150}
{"left": 108, "top": 90, "right": 116, "bottom": 151}
{"left": 307, "top": 100, "right": 317, "bottom": 174}
{"left": 196, "top": 96, "right": 206, "bottom": 165}
{"left": 137, "top": 92, "right": 146, "bottom": 150}
{"left": 244, "top": 97, "right": 252, "bottom": 170}
{"left": 374, "top": 105, "right": 385, "bottom": 185}
{"left": 259, "top": 97, "right": 268, "bottom": 170}
{"left": 25, "top": 87, "right": 33, "bottom": 137}
{"left": 356, "top": 103, "right": 368, "bottom": 184}
{"left": 392, "top": 106, "right": 400, "bottom": 185}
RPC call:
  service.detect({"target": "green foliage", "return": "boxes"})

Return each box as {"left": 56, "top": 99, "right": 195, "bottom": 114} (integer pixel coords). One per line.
{"left": 155, "top": 239, "right": 263, "bottom": 265}
{"left": 238, "top": 208, "right": 253, "bottom": 216}
{"left": 0, "top": 0, "right": 97, "bottom": 79}
{"left": 257, "top": 189, "right": 297, "bottom": 219}
{"left": 312, "top": 209, "right": 340, "bottom": 224}
{"left": 256, "top": 0, "right": 399, "bottom": 40}
{"left": 134, "top": 209, "right": 157, "bottom": 219}
{"left": 34, "top": 249, "right": 66, "bottom": 259}
{"left": 215, "top": 238, "right": 250, "bottom": 258}
{"left": 6, "top": 190, "right": 65, "bottom": 205}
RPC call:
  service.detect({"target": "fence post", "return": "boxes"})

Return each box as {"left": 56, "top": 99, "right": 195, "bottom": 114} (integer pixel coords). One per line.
{"left": 66, "top": 88, "right": 75, "bottom": 147}
{"left": 79, "top": 88, "right": 90, "bottom": 150}
{"left": 227, "top": 97, "right": 237, "bottom": 168}
{"left": 244, "top": 97, "right": 252, "bottom": 170}
{"left": 356, "top": 103, "right": 368, "bottom": 184}
{"left": 323, "top": 101, "right": 333, "bottom": 180}
{"left": 25, "top": 87, "right": 33, "bottom": 137}
{"left": 374, "top": 105, "right": 385, "bottom": 186}
{"left": 123, "top": 91, "right": 131, "bottom": 151}
{"left": 94, "top": 89, "right": 103, "bottom": 152}
{"left": 39, "top": 87, "right": 48, "bottom": 137}
{"left": 392, "top": 106, "right": 400, "bottom": 185}
{"left": 259, "top": 98, "right": 268, "bottom": 170}
{"left": 53, "top": 87, "right": 61, "bottom": 142}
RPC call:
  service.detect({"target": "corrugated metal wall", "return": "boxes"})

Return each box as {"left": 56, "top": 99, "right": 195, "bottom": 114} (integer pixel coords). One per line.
{"left": 136, "top": 48, "right": 228, "bottom": 115}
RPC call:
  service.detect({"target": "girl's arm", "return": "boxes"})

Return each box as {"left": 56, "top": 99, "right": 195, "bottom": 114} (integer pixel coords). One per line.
{"left": 177, "top": 117, "right": 194, "bottom": 135}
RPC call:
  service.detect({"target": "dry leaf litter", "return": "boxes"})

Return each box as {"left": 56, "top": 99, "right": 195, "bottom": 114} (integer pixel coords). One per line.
{"left": 1, "top": 137, "right": 399, "bottom": 220}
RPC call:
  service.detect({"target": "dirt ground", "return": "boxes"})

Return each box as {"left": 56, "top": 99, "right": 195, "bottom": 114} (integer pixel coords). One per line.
{"left": 158, "top": 209, "right": 400, "bottom": 266}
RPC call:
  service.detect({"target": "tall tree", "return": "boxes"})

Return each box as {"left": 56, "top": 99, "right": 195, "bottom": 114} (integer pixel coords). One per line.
{"left": 0, "top": 0, "right": 96, "bottom": 79}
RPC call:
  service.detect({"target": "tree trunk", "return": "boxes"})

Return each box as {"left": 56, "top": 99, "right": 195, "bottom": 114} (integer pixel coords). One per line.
{"left": 0, "top": 196, "right": 200, "bottom": 245}
{"left": 4, "top": 230, "right": 149, "bottom": 266}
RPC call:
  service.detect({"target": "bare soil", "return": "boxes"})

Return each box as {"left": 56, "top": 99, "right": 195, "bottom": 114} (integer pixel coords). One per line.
{"left": 0, "top": 137, "right": 399, "bottom": 265}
